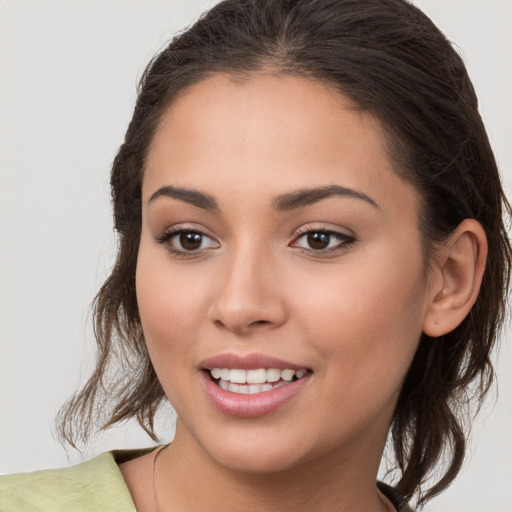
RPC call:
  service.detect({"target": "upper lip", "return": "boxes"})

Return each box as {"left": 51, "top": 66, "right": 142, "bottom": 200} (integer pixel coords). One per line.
{"left": 200, "top": 353, "right": 309, "bottom": 371}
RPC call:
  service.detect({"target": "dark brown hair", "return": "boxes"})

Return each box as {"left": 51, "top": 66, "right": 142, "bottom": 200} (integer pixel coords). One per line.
{"left": 57, "top": 0, "right": 511, "bottom": 506}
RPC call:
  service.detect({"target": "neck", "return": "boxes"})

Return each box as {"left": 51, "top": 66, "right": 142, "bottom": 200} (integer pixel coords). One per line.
{"left": 153, "top": 427, "right": 393, "bottom": 512}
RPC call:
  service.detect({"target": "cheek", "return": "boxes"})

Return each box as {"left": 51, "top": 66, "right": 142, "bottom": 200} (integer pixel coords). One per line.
{"left": 136, "top": 245, "right": 204, "bottom": 342}
{"left": 135, "top": 245, "right": 207, "bottom": 394}
{"left": 286, "top": 255, "right": 427, "bottom": 441}
{"left": 293, "top": 242, "right": 427, "bottom": 388}
{"left": 135, "top": 254, "right": 210, "bottom": 418}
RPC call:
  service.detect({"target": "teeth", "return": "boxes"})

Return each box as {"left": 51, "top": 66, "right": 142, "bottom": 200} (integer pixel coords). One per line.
{"left": 295, "top": 369, "right": 307, "bottom": 379}
{"left": 209, "top": 367, "right": 309, "bottom": 392}
{"left": 248, "top": 384, "right": 262, "bottom": 394}
{"left": 266, "top": 368, "right": 281, "bottom": 382}
{"left": 228, "top": 382, "right": 248, "bottom": 394}
{"left": 216, "top": 380, "right": 295, "bottom": 395}
{"left": 229, "top": 369, "right": 247, "bottom": 384}
{"left": 211, "top": 368, "right": 222, "bottom": 379}
{"left": 247, "top": 368, "right": 267, "bottom": 384}
{"left": 280, "top": 369, "right": 295, "bottom": 382}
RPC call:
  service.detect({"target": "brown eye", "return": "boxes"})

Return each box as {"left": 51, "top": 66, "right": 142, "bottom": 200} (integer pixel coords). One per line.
{"left": 155, "top": 228, "right": 219, "bottom": 256}
{"left": 179, "top": 232, "right": 203, "bottom": 251}
{"left": 307, "top": 232, "right": 331, "bottom": 250}
{"left": 291, "top": 229, "right": 355, "bottom": 253}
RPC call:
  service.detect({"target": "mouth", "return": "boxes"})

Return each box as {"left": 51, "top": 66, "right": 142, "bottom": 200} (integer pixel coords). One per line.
{"left": 200, "top": 353, "right": 312, "bottom": 416}
{"left": 208, "top": 367, "right": 309, "bottom": 395}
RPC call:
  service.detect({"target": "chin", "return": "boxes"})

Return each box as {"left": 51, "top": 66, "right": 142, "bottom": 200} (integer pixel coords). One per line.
{"left": 208, "top": 444, "right": 307, "bottom": 475}
{"left": 192, "top": 427, "right": 312, "bottom": 475}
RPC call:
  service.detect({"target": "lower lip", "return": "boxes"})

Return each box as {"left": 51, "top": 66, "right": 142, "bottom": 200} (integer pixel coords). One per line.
{"left": 201, "top": 372, "right": 311, "bottom": 418}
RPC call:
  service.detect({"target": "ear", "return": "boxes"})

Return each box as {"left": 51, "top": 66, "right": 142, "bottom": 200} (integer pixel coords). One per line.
{"left": 423, "top": 219, "right": 488, "bottom": 337}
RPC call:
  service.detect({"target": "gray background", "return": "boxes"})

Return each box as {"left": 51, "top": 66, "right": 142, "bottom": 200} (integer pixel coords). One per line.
{"left": 1, "top": 1, "right": 511, "bottom": 510}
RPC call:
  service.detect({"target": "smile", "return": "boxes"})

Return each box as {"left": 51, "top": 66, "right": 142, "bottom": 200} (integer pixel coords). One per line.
{"left": 210, "top": 368, "right": 308, "bottom": 394}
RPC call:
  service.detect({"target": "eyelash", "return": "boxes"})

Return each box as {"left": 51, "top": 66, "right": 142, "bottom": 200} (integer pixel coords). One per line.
{"left": 292, "top": 226, "right": 356, "bottom": 255}
{"left": 154, "top": 226, "right": 356, "bottom": 258}
{"left": 154, "top": 227, "right": 219, "bottom": 258}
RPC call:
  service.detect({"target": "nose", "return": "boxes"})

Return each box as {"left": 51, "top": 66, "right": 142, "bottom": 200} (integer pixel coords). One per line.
{"left": 206, "top": 245, "right": 287, "bottom": 335}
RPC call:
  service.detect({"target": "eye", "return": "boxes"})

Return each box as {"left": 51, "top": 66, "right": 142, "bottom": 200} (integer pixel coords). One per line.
{"left": 291, "top": 228, "right": 355, "bottom": 254}
{"left": 154, "top": 228, "right": 219, "bottom": 257}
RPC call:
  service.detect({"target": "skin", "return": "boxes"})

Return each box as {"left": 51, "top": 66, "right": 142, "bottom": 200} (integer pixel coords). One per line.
{"left": 119, "top": 73, "right": 486, "bottom": 511}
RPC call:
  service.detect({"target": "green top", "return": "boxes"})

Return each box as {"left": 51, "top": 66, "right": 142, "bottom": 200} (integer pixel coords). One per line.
{"left": 0, "top": 448, "right": 412, "bottom": 511}
{"left": 0, "top": 448, "right": 153, "bottom": 512}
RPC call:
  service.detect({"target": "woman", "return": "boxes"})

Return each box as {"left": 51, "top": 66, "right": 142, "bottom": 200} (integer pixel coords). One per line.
{"left": 1, "top": 0, "right": 510, "bottom": 510}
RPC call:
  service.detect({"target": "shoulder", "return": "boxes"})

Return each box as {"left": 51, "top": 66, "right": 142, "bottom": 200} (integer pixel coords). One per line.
{"left": 0, "top": 450, "right": 150, "bottom": 512}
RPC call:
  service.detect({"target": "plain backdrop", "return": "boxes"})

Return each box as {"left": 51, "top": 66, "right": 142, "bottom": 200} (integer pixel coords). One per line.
{"left": 0, "top": 1, "right": 511, "bottom": 511}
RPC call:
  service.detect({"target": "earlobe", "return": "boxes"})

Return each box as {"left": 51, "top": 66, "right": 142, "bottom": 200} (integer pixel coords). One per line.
{"left": 423, "top": 219, "right": 488, "bottom": 338}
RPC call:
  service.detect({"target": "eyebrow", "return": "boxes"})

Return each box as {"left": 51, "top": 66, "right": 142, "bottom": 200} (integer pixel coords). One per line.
{"left": 148, "top": 184, "right": 378, "bottom": 211}
{"left": 148, "top": 186, "right": 219, "bottom": 211}
{"left": 272, "top": 184, "right": 379, "bottom": 211}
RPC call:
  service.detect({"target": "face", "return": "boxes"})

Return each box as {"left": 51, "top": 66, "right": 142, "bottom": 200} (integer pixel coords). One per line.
{"left": 136, "top": 74, "right": 433, "bottom": 475}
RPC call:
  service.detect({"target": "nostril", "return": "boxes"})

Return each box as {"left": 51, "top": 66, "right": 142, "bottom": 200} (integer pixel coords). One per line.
{"left": 248, "top": 320, "right": 272, "bottom": 328}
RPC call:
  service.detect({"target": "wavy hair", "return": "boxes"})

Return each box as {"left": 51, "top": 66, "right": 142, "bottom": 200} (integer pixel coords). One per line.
{"left": 56, "top": 0, "right": 511, "bottom": 506}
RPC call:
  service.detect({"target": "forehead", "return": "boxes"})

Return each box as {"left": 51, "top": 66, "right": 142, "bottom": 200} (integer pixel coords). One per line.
{"left": 143, "top": 73, "right": 418, "bottom": 215}
{"left": 151, "top": 73, "right": 376, "bottom": 156}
